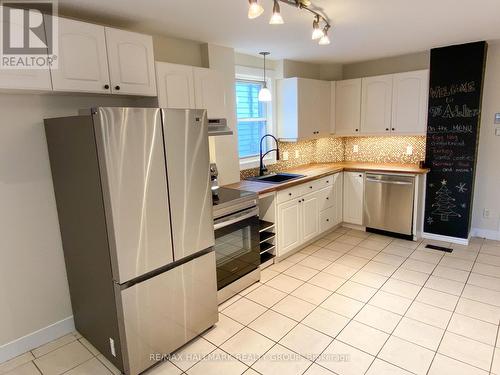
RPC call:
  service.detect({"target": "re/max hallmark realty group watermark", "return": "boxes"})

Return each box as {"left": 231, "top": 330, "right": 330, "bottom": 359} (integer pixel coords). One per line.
{"left": 0, "top": 0, "right": 58, "bottom": 69}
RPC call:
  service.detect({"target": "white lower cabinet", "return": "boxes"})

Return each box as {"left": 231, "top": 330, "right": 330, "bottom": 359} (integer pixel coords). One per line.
{"left": 277, "top": 172, "right": 342, "bottom": 257}
{"left": 302, "top": 193, "right": 320, "bottom": 243}
{"left": 343, "top": 172, "right": 365, "bottom": 225}
{"left": 277, "top": 199, "right": 302, "bottom": 256}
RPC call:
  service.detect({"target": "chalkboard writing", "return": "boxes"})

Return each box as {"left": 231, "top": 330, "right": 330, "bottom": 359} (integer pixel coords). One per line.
{"left": 424, "top": 42, "right": 487, "bottom": 239}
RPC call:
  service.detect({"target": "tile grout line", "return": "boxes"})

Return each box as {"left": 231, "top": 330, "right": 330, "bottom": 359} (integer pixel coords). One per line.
{"left": 424, "top": 239, "right": 483, "bottom": 375}
{"left": 489, "top": 320, "right": 500, "bottom": 375}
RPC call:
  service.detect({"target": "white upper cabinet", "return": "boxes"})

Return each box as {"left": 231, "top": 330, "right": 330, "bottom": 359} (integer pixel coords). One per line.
{"left": 105, "top": 28, "right": 156, "bottom": 96}
{"left": 193, "top": 67, "right": 227, "bottom": 118}
{"left": 330, "top": 81, "right": 336, "bottom": 134}
{"left": 278, "top": 77, "right": 331, "bottom": 140}
{"left": 391, "top": 70, "right": 429, "bottom": 135}
{"left": 156, "top": 62, "right": 195, "bottom": 109}
{"left": 0, "top": 11, "right": 52, "bottom": 90}
{"left": 361, "top": 74, "right": 393, "bottom": 135}
{"left": 335, "top": 79, "right": 362, "bottom": 135}
{"left": 50, "top": 17, "right": 110, "bottom": 93}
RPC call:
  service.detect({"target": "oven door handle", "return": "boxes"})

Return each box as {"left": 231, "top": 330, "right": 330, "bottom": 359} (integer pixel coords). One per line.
{"left": 214, "top": 207, "right": 259, "bottom": 230}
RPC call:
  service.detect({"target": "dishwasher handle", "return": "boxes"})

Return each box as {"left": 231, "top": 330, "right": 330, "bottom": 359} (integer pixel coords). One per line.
{"left": 365, "top": 178, "right": 414, "bottom": 186}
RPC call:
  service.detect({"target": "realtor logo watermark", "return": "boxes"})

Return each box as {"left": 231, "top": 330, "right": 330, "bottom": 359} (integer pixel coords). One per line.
{"left": 0, "top": 0, "right": 58, "bottom": 69}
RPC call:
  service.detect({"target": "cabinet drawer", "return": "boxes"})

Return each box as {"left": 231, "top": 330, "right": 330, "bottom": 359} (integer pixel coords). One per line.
{"left": 318, "top": 174, "right": 336, "bottom": 188}
{"left": 318, "top": 186, "right": 335, "bottom": 211}
{"left": 320, "top": 207, "right": 336, "bottom": 232}
{"left": 277, "top": 185, "right": 306, "bottom": 204}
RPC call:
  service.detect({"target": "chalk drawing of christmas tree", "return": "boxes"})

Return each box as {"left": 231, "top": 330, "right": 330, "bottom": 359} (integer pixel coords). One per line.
{"left": 431, "top": 180, "right": 462, "bottom": 221}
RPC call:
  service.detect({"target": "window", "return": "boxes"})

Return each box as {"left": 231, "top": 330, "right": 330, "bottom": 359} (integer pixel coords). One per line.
{"left": 236, "top": 79, "right": 269, "bottom": 159}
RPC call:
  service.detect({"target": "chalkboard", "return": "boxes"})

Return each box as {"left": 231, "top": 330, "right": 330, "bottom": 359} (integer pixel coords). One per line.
{"left": 424, "top": 41, "right": 487, "bottom": 239}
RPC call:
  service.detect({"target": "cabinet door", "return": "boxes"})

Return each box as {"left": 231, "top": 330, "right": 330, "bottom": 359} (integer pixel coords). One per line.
{"left": 335, "top": 79, "right": 362, "bottom": 135}
{"left": 50, "top": 17, "right": 110, "bottom": 93}
{"left": 343, "top": 172, "right": 364, "bottom": 225}
{"left": 155, "top": 62, "right": 195, "bottom": 109}
{"left": 330, "top": 82, "right": 336, "bottom": 134}
{"left": 392, "top": 70, "right": 429, "bottom": 135}
{"left": 277, "top": 199, "right": 302, "bottom": 257}
{"left": 0, "top": 11, "right": 52, "bottom": 90}
{"left": 302, "top": 192, "right": 320, "bottom": 243}
{"left": 193, "top": 67, "right": 226, "bottom": 118}
{"left": 333, "top": 173, "right": 343, "bottom": 226}
{"left": 105, "top": 27, "right": 157, "bottom": 96}
{"left": 361, "top": 74, "right": 393, "bottom": 135}
{"left": 297, "top": 78, "right": 331, "bottom": 139}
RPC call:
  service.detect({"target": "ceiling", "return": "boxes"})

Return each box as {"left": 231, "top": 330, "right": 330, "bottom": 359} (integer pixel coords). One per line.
{"left": 58, "top": 0, "right": 500, "bottom": 64}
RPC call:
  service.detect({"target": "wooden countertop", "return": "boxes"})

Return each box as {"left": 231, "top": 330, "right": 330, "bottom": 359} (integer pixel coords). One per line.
{"left": 225, "top": 162, "right": 429, "bottom": 195}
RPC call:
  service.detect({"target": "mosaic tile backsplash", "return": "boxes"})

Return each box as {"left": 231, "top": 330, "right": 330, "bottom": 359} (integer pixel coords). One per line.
{"left": 240, "top": 136, "right": 426, "bottom": 179}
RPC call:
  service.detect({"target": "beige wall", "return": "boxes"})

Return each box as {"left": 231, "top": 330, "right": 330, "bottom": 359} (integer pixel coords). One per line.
{"left": 153, "top": 35, "right": 204, "bottom": 67}
{"left": 472, "top": 42, "right": 500, "bottom": 238}
{"left": 343, "top": 51, "right": 430, "bottom": 79}
{"left": 0, "top": 94, "right": 139, "bottom": 349}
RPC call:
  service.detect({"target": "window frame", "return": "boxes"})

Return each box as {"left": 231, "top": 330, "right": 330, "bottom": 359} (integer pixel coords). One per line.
{"left": 235, "top": 65, "right": 276, "bottom": 170}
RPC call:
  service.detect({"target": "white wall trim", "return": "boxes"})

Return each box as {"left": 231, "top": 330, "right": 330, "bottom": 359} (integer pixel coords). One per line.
{"left": 422, "top": 232, "right": 469, "bottom": 246}
{"left": 0, "top": 316, "right": 74, "bottom": 363}
{"left": 471, "top": 227, "right": 500, "bottom": 241}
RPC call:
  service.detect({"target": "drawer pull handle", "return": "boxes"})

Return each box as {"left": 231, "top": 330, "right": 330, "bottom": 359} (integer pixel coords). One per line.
{"left": 288, "top": 193, "right": 292, "bottom": 196}
{"left": 326, "top": 219, "right": 329, "bottom": 222}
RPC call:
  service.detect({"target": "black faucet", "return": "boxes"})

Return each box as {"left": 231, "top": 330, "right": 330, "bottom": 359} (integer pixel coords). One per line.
{"left": 259, "top": 134, "right": 280, "bottom": 176}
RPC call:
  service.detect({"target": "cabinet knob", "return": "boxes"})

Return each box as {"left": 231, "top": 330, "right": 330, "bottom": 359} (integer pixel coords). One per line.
{"left": 115, "top": 85, "right": 121, "bottom": 90}
{"left": 326, "top": 197, "right": 329, "bottom": 200}
{"left": 288, "top": 193, "right": 292, "bottom": 196}
{"left": 385, "top": 128, "right": 389, "bottom": 131}
{"left": 355, "top": 129, "right": 359, "bottom": 132}
{"left": 309, "top": 186, "right": 313, "bottom": 189}
{"left": 359, "top": 174, "right": 362, "bottom": 177}
{"left": 392, "top": 128, "right": 395, "bottom": 131}
{"left": 104, "top": 84, "right": 110, "bottom": 90}
{"left": 326, "top": 219, "right": 329, "bottom": 222}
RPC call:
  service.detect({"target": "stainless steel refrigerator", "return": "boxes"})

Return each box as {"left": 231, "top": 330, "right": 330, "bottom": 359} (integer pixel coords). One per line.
{"left": 44, "top": 107, "right": 218, "bottom": 375}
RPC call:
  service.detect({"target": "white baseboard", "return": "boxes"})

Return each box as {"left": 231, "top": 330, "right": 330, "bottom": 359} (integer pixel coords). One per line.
{"left": 422, "top": 232, "right": 470, "bottom": 246}
{"left": 471, "top": 228, "right": 500, "bottom": 241}
{"left": 0, "top": 316, "right": 74, "bottom": 364}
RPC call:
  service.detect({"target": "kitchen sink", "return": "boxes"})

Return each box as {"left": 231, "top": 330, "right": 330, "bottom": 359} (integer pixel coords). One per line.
{"left": 247, "top": 173, "right": 305, "bottom": 184}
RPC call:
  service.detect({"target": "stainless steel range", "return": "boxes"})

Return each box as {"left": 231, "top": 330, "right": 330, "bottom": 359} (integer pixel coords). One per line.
{"left": 213, "top": 187, "right": 261, "bottom": 303}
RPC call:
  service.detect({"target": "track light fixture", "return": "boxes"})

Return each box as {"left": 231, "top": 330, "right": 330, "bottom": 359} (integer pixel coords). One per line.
{"left": 246, "top": 0, "right": 331, "bottom": 46}
{"left": 269, "top": 0, "right": 284, "bottom": 25}
{"left": 248, "top": 0, "right": 264, "bottom": 19}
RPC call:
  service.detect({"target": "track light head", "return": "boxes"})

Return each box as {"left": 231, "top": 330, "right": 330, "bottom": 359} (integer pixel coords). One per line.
{"left": 318, "top": 25, "right": 331, "bottom": 45}
{"left": 269, "top": 0, "right": 284, "bottom": 24}
{"left": 248, "top": 0, "right": 264, "bottom": 19}
{"left": 312, "top": 15, "right": 324, "bottom": 40}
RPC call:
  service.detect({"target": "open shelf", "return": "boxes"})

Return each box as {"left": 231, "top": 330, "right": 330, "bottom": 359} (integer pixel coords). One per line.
{"left": 259, "top": 219, "right": 275, "bottom": 233}
{"left": 260, "top": 231, "right": 276, "bottom": 243}
{"left": 260, "top": 251, "right": 275, "bottom": 265}
{"left": 260, "top": 242, "right": 275, "bottom": 254}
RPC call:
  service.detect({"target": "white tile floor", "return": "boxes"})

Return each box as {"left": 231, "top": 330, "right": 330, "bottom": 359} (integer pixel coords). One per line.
{"left": 3, "top": 227, "right": 500, "bottom": 375}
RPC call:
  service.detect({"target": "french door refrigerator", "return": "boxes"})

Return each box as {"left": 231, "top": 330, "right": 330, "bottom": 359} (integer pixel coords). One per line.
{"left": 44, "top": 107, "right": 217, "bottom": 375}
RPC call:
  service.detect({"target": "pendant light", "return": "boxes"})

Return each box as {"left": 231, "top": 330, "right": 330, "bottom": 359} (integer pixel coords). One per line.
{"left": 248, "top": 0, "right": 264, "bottom": 19}
{"left": 258, "top": 52, "right": 272, "bottom": 102}
{"left": 311, "top": 15, "right": 324, "bottom": 40}
{"left": 269, "top": 0, "right": 284, "bottom": 25}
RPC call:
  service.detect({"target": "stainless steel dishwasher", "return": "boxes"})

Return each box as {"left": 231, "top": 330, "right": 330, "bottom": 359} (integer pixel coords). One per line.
{"left": 364, "top": 174, "right": 415, "bottom": 236}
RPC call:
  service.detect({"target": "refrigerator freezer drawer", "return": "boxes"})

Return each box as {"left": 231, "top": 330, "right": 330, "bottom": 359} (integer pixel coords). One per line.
{"left": 119, "top": 251, "right": 218, "bottom": 375}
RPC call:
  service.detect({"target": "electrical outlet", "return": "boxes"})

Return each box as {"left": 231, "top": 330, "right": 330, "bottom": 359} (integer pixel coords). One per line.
{"left": 406, "top": 145, "right": 413, "bottom": 155}
{"left": 353, "top": 145, "right": 359, "bottom": 153}
{"left": 282, "top": 151, "right": 289, "bottom": 161}
{"left": 484, "top": 208, "right": 492, "bottom": 219}
{"left": 295, "top": 150, "right": 300, "bottom": 158}
{"left": 496, "top": 128, "right": 500, "bottom": 136}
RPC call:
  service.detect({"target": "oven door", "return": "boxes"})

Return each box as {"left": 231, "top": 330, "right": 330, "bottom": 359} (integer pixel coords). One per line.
{"left": 214, "top": 207, "right": 260, "bottom": 291}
